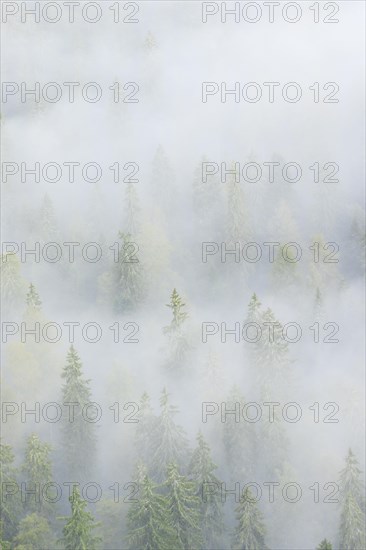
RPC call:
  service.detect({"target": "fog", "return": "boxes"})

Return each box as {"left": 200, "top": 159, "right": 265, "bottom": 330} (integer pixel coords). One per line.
{"left": 1, "top": 2, "right": 365, "bottom": 549}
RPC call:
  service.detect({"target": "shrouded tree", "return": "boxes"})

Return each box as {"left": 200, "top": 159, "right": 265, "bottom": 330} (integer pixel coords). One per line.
{"left": 13, "top": 513, "right": 54, "bottom": 550}
{"left": 163, "top": 289, "right": 190, "bottom": 370}
{"left": 61, "top": 346, "right": 96, "bottom": 481}
{"left": 338, "top": 449, "right": 365, "bottom": 549}
{"left": 246, "top": 293, "right": 262, "bottom": 324}
{"left": 0, "top": 254, "right": 27, "bottom": 314}
{"left": 317, "top": 539, "right": 332, "bottom": 549}
{"left": 115, "top": 231, "right": 145, "bottom": 312}
{"left": 124, "top": 182, "right": 140, "bottom": 235}
{"left": 135, "top": 392, "right": 156, "bottom": 469}
{"left": 189, "top": 432, "right": 224, "bottom": 549}
{"left": 126, "top": 475, "right": 175, "bottom": 550}
{"left": 226, "top": 173, "right": 251, "bottom": 244}
{"left": 222, "top": 386, "right": 256, "bottom": 480}
{"left": 39, "top": 194, "right": 59, "bottom": 242}
{"left": 59, "top": 487, "right": 100, "bottom": 550}
{"left": 150, "top": 388, "right": 189, "bottom": 482}
{"left": 232, "top": 488, "right": 268, "bottom": 550}
{"left": 21, "top": 433, "right": 53, "bottom": 516}
{"left": 26, "top": 283, "right": 42, "bottom": 312}
{"left": 0, "top": 441, "right": 21, "bottom": 541}
{"left": 95, "top": 499, "right": 126, "bottom": 550}
{"left": 165, "top": 463, "right": 203, "bottom": 550}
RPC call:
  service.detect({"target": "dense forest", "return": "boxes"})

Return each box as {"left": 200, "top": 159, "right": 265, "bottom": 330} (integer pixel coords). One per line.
{"left": 1, "top": 2, "right": 365, "bottom": 549}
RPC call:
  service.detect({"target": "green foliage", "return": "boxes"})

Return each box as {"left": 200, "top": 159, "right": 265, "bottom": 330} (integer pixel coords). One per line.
{"left": 317, "top": 539, "right": 332, "bottom": 549}
{"left": 189, "top": 432, "right": 224, "bottom": 548}
{"left": 115, "top": 232, "right": 145, "bottom": 311}
{"left": 232, "top": 488, "right": 268, "bottom": 550}
{"left": 0, "top": 441, "right": 21, "bottom": 540}
{"left": 95, "top": 499, "right": 126, "bottom": 550}
{"left": 61, "top": 346, "right": 96, "bottom": 480}
{"left": 164, "top": 463, "right": 203, "bottom": 550}
{"left": 126, "top": 475, "right": 175, "bottom": 550}
{"left": 151, "top": 389, "right": 189, "bottom": 482}
{"left": 21, "top": 433, "right": 53, "bottom": 516}
{"left": 0, "top": 254, "right": 27, "bottom": 313}
{"left": 59, "top": 487, "right": 100, "bottom": 550}
{"left": 13, "top": 513, "right": 54, "bottom": 550}
{"left": 135, "top": 392, "right": 156, "bottom": 468}
{"left": 338, "top": 449, "right": 366, "bottom": 549}
{"left": 25, "top": 284, "right": 42, "bottom": 312}
{"left": 163, "top": 289, "right": 189, "bottom": 369}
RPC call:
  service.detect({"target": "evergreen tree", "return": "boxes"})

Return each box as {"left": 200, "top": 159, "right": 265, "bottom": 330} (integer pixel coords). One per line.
{"left": 222, "top": 386, "right": 256, "bottom": 480}
{"left": 61, "top": 346, "right": 96, "bottom": 481}
{"left": 246, "top": 293, "right": 262, "bottom": 324}
{"left": 21, "top": 433, "right": 53, "bottom": 516}
{"left": 59, "top": 487, "right": 100, "bottom": 550}
{"left": 13, "top": 513, "right": 54, "bottom": 550}
{"left": 231, "top": 488, "right": 268, "bottom": 550}
{"left": 135, "top": 392, "right": 156, "bottom": 469}
{"left": 165, "top": 463, "right": 203, "bottom": 550}
{"left": 317, "top": 539, "right": 332, "bottom": 550}
{"left": 114, "top": 231, "right": 145, "bottom": 311}
{"left": 126, "top": 475, "right": 175, "bottom": 550}
{"left": 150, "top": 388, "right": 189, "bottom": 482}
{"left": 226, "top": 172, "right": 251, "bottom": 244}
{"left": 163, "top": 289, "right": 190, "bottom": 370}
{"left": 189, "top": 432, "right": 224, "bottom": 549}
{"left": 0, "top": 253, "right": 27, "bottom": 313}
{"left": 124, "top": 182, "right": 140, "bottom": 235}
{"left": 24, "top": 283, "right": 42, "bottom": 320}
{"left": 338, "top": 449, "right": 366, "bottom": 549}
{"left": 0, "top": 441, "right": 21, "bottom": 541}
{"left": 95, "top": 499, "right": 126, "bottom": 550}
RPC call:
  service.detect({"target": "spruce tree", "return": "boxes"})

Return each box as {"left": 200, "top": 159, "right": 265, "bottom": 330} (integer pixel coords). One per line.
{"left": 165, "top": 463, "right": 203, "bottom": 550}
{"left": 61, "top": 346, "right": 96, "bottom": 481}
{"left": 135, "top": 392, "right": 156, "bottom": 469}
{"left": 13, "top": 513, "right": 54, "bottom": 549}
{"left": 189, "top": 432, "right": 224, "bottom": 549}
{"left": 0, "top": 441, "right": 21, "bottom": 541}
{"left": 163, "top": 289, "right": 189, "bottom": 370}
{"left": 21, "top": 433, "right": 53, "bottom": 516}
{"left": 59, "top": 487, "right": 100, "bottom": 550}
{"left": 231, "top": 488, "right": 268, "bottom": 550}
{"left": 150, "top": 388, "right": 189, "bottom": 482}
{"left": 317, "top": 539, "right": 332, "bottom": 549}
{"left": 126, "top": 475, "right": 175, "bottom": 550}
{"left": 124, "top": 182, "right": 140, "bottom": 235}
{"left": 246, "top": 293, "right": 262, "bottom": 324}
{"left": 338, "top": 449, "right": 366, "bottom": 549}
{"left": 114, "top": 231, "right": 145, "bottom": 312}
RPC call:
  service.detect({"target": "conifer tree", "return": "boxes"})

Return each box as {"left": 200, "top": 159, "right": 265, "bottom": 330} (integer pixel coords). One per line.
{"left": 163, "top": 289, "right": 189, "bottom": 370}
{"left": 222, "top": 386, "right": 256, "bottom": 480}
{"left": 25, "top": 283, "right": 42, "bottom": 320}
{"left": 59, "top": 487, "right": 100, "bottom": 550}
{"left": 124, "top": 182, "right": 140, "bottom": 235}
{"left": 61, "top": 346, "right": 96, "bottom": 481}
{"left": 13, "top": 513, "right": 54, "bottom": 549}
{"left": 114, "top": 231, "right": 145, "bottom": 312}
{"left": 226, "top": 173, "right": 251, "bottom": 244}
{"left": 135, "top": 392, "right": 156, "bottom": 469}
{"left": 151, "top": 388, "right": 189, "bottom": 482}
{"left": 317, "top": 539, "right": 332, "bottom": 550}
{"left": 231, "top": 488, "right": 268, "bottom": 550}
{"left": 21, "top": 433, "right": 53, "bottom": 516}
{"left": 0, "top": 254, "right": 27, "bottom": 313}
{"left": 338, "top": 449, "right": 366, "bottom": 549}
{"left": 189, "top": 432, "right": 224, "bottom": 549}
{"left": 126, "top": 475, "right": 175, "bottom": 550}
{"left": 246, "top": 293, "right": 262, "bottom": 324}
{"left": 165, "top": 463, "right": 203, "bottom": 550}
{"left": 0, "top": 441, "right": 21, "bottom": 541}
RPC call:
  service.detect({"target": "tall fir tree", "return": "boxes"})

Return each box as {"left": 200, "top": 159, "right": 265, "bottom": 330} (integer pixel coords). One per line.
{"left": 231, "top": 488, "right": 268, "bottom": 550}
{"left": 150, "top": 388, "right": 189, "bottom": 482}
{"left": 13, "top": 513, "right": 54, "bottom": 550}
{"left": 338, "top": 449, "right": 365, "bottom": 549}
{"left": 61, "top": 346, "right": 96, "bottom": 481}
{"left": 21, "top": 433, "right": 53, "bottom": 516}
{"left": 163, "top": 289, "right": 190, "bottom": 370}
{"left": 114, "top": 231, "right": 145, "bottom": 312}
{"left": 135, "top": 392, "right": 156, "bottom": 469}
{"left": 124, "top": 182, "right": 141, "bottom": 235}
{"left": 165, "top": 463, "right": 203, "bottom": 550}
{"left": 0, "top": 254, "right": 27, "bottom": 314}
{"left": 189, "top": 432, "right": 224, "bottom": 549}
{"left": 0, "top": 441, "right": 21, "bottom": 541}
{"left": 59, "top": 487, "right": 100, "bottom": 550}
{"left": 126, "top": 475, "right": 176, "bottom": 550}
